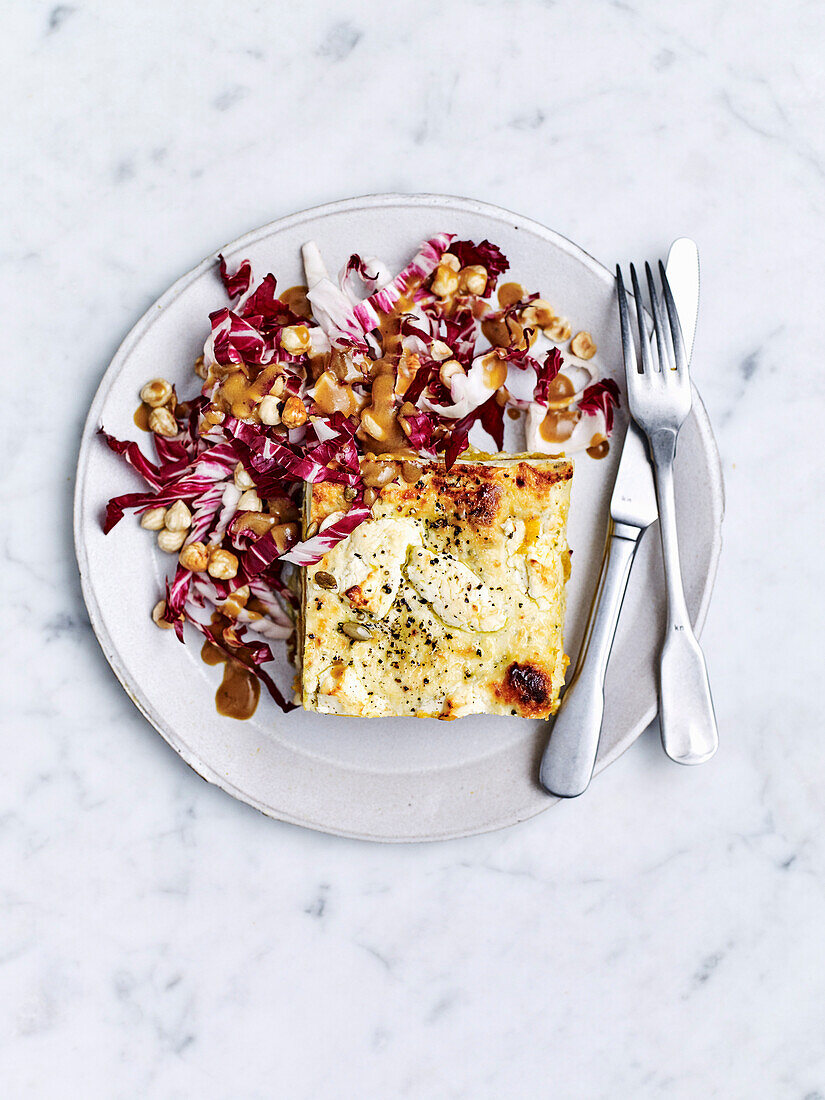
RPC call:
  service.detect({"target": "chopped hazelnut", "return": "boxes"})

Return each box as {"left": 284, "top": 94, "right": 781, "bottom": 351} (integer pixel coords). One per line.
{"left": 148, "top": 406, "right": 177, "bottom": 437}
{"left": 545, "top": 317, "right": 572, "bottom": 342}
{"left": 570, "top": 331, "right": 597, "bottom": 360}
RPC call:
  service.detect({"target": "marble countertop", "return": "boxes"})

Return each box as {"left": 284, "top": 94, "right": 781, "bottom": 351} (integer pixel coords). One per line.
{"left": 4, "top": 1, "right": 824, "bottom": 1096}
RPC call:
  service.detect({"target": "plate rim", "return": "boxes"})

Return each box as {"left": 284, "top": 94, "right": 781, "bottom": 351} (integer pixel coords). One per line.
{"left": 74, "top": 192, "right": 724, "bottom": 842}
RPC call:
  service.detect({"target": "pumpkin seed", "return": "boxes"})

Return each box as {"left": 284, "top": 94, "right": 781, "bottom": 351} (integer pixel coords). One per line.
{"left": 342, "top": 621, "right": 373, "bottom": 641}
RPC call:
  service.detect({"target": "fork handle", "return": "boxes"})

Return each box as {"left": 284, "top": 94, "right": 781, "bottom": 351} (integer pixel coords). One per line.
{"left": 649, "top": 430, "right": 719, "bottom": 765}
{"left": 539, "top": 522, "right": 641, "bottom": 797}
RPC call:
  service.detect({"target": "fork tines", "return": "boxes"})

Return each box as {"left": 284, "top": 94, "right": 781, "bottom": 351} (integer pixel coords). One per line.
{"left": 616, "top": 258, "right": 693, "bottom": 436}
{"left": 616, "top": 262, "right": 688, "bottom": 378}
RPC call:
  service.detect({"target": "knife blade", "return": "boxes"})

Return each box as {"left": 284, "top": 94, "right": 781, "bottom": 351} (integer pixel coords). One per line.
{"left": 539, "top": 238, "right": 700, "bottom": 797}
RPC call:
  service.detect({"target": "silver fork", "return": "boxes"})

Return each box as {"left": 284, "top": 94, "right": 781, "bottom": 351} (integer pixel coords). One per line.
{"left": 616, "top": 261, "right": 719, "bottom": 765}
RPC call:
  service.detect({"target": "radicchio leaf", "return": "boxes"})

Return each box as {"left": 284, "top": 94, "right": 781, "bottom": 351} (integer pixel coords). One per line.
{"left": 100, "top": 438, "right": 239, "bottom": 532}
{"left": 366, "top": 233, "right": 455, "bottom": 316}
{"left": 578, "top": 378, "right": 621, "bottom": 434}
{"left": 399, "top": 317, "right": 435, "bottom": 345}
{"left": 400, "top": 407, "right": 438, "bottom": 452}
{"left": 303, "top": 241, "right": 376, "bottom": 348}
{"left": 533, "top": 348, "right": 564, "bottom": 404}
{"left": 164, "top": 566, "right": 193, "bottom": 639}
{"left": 240, "top": 529, "right": 293, "bottom": 578}
{"left": 153, "top": 435, "right": 191, "bottom": 478}
{"left": 98, "top": 429, "right": 161, "bottom": 490}
{"left": 224, "top": 415, "right": 360, "bottom": 486}
{"left": 439, "top": 393, "right": 505, "bottom": 471}
{"left": 280, "top": 503, "right": 373, "bottom": 566}
{"left": 442, "top": 424, "right": 471, "bottom": 472}
{"left": 402, "top": 360, "right": 441, "bottom": 405}
{"left": 209, "top": 308, "right": 273, "bottom": 367}
{"left": 450, "top": 239, "right": 509, "bottom": 291}
{"left": 238, "top": 274, "right": 306, "bottom": 334}
{"left": 341, "top": 254, "right": 388, "bottom": 300}
{"left": 218, "top": 254, "right": 253, "bottom": 299}
{"left": 476, "top": 393, "right": 506, "bottom": 451}
{"left": 444, "top": 310, "right": 478, "bottom": 363}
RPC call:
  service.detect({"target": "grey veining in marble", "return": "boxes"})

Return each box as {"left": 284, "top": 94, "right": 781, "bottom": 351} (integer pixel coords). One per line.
{"left": 3, "top": 0, "right": 825, "bottom": 1096}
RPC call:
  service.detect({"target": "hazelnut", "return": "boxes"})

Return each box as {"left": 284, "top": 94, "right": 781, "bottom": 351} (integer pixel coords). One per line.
{"left": 164, "top": 500, "right": 192, "bottom": 531}
{"left": 521, "top": 299, "right": 556, "bottom": 328}
{"left": 360, "top": 411, "right": 389, "bottom": 441}
{"left": 148, "top": 406, "right": 178, "bottom": 437}
{"left": 281, "top": 396, "right": 308, "bottom": 429}
{"left": 280, "top": 325, "right": 312, "bottom": 355}
{"left": 157, "top": 528, "right": 187, "bottom": 553}
{"left": 545, "top": 317, "right": 572, "bottom": 342}
{"left": 233, "top": 462, "right": 255, "bottom": 490}
{"left": 178, "top": 541, "right": 209, "bottom": 572}
{"left": 258, "top": 395, "right": 281, "bottom": 426}
{"left": 140, "top": 506, "right": 167, "bottom": 531}
{"left": 207, "top": 547, "right": 239, "bottom": 580}
{"left": 570, "top": 331, "right": 597, "bottom": 360}
{"left": 271, "top": 523, "right": 299, "bottom": 553}
{"left": 140, "top": 378, "right": 174, "bottom": 408}
{"left": 431, "top": 264, "right": 459, "bottom": 297}
{"left": 430, "top": 340, "right": 453, "bottom": 362}
{"left": 200, "top": 409, "right": 225, "bottom": 432}
{"left": 458, "top": 265, "right": 488, "bottom": 296}
{"left": 439, "top": 360, "right": 465, "bottom": 387}
{"left": 497, "top": 282, "right": 525, "bottom": 308}
{"left": 237, "top": 489, "right": 263, "bottom": 512}
{"left": 151, "top": 600, "right": 174, "bottom": 629}
{"left": 482, "top": 316, "right": 523, "bottom": 349}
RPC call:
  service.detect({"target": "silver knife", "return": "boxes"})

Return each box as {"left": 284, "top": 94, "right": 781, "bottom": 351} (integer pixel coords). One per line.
{"left": 539, "top": 239, "right": 700, "bottom": 797}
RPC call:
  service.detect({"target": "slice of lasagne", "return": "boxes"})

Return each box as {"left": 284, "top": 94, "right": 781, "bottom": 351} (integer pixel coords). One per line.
{"left": 298, "top": 455, "right": 573, "bottom": 720}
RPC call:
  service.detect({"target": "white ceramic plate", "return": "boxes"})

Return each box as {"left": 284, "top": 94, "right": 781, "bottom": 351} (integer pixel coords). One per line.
{"left": 74, "top": 194, "right": 723, "bottom": 842}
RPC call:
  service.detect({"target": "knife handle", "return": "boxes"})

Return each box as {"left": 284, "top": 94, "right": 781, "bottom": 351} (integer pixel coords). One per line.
{"left": 539, "top": 522, "right": 642, "bottom": 797}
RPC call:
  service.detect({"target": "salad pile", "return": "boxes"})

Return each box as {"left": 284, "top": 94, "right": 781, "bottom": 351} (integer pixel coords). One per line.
{"left": 102, "top": 234, "right": 619, "bottom": 712}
